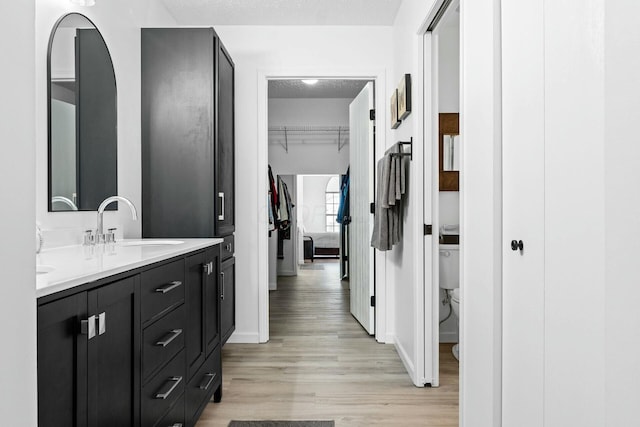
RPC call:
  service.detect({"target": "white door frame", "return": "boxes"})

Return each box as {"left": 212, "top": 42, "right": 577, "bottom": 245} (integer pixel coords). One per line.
{"left": 256, "top": 68, "right": 388, "bottom": 344}
{"left": 420, "top": 0, "right": 504, "bottom": 425}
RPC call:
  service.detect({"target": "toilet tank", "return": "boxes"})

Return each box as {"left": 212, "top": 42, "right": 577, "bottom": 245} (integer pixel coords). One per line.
{"left": 439, "top": 244, "right": 460, "bottom": 289}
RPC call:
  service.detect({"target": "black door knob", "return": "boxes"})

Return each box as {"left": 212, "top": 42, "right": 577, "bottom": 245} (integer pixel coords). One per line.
{"left": 510, "top": 240, "right": 524, "bottom": 251}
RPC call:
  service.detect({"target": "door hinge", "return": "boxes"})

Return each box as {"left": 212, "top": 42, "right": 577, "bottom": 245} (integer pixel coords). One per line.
{"left": 369, "top": 109, "right": 375, "bottom": 121}
{"left": 424, "top": 224, "right": 433, "bottom": 235}
{"left": 370, "top": 296, "right": 375, "bottom": 307}
{"left": 370, "top": 202, "right": 375, "bottom": 214}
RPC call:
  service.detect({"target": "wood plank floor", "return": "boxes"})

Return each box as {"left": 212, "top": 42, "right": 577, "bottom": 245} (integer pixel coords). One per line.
{"left": 197, "top": 260, "right": 459, "bottom": 426}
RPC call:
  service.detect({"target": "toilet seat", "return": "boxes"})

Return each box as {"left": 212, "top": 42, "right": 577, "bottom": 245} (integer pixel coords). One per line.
{"left": 451, "top": 287, "right": 460, "bottom": 303}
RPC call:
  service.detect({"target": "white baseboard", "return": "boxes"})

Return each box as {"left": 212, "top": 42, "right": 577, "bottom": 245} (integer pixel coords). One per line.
{"left": 395, "top": 339, "right": 418, "bottom": 386}
{"left": 278, "top": 270, "right": 295, "bottom": 276}
{"left": 225, "top": 331, "right": 261, "bottom": 344}
{"left": 269, "top": 281, "right": 277, "bottom": 290}
{"left": 439, "top": 331, "right": 459, "bottom": 343}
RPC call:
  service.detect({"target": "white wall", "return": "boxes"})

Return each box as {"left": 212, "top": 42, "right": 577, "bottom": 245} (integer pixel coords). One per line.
{"left": 460, "top": 0, "right": 503, "bottom": 425}
{"left": 35, "top": 0, "right": 177, "bottom": 246}
{"left": 214, "top": 25, "right": 392, "bottom": 344}
{"left": 0, "top": 1, "right": 36, "bottom": 424}
{"left": 604, "top": 1, "right": 640, "bottom": 423}
{"left": 268, "top": 98, "right": 351, "bottom": 175}
{"left": 388, "top": 0, "right": 435, "bottom": 385}
{"left": 438, "top": 19, "right": 460, "bottom": 113}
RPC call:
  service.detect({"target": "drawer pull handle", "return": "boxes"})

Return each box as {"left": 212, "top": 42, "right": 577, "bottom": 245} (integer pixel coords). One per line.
{"left": 156, "top": 329, "right": 182, "bottom": 347}
{"left": 155, "top": 281, "right": 182, "bottom": 294}
{"left": 98, "top": 312, "right": 106, "bottom": 336}
{"left": 218, "top": 192, "right": 225, "bottom": 221}
{"left": 199, "top": 372, "right": 217, "bottom": 390}
{"left": 80, "top": 315, "right": 96, "bottom": 340}
{"left": 225, "top": 243, "right": 232, "bottom": 252}
{"left": 155, "top": 376, "right": 182, "bottom": 399}
{"left": 169, "top": 424, "right": 183, "bottom": 427}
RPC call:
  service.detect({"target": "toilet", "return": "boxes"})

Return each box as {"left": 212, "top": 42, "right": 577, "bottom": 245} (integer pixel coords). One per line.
{"left": 439, "top": 243, "right": 460, "bottom": 360}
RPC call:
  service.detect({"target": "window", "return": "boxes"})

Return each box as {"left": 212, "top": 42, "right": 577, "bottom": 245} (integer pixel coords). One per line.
{"left": 325, "top": 176, "right": 340, "bottom": 232}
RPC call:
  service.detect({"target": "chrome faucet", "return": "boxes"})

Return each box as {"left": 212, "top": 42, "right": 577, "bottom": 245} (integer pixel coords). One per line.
{"left": 96, "top": 196, "right": 138, "bottom": 243}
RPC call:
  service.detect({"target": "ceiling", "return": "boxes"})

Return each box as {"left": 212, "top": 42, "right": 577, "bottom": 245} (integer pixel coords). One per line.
{"left": 161, "top": 0, "right": 403, "bottom": 26}
{"left": 268, "top": 79, "right": 368, "bottom": 99}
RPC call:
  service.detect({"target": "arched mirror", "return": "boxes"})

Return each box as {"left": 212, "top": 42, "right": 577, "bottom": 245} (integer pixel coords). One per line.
{"left": 48, "top": 13, "right": 117, "bottom": 211}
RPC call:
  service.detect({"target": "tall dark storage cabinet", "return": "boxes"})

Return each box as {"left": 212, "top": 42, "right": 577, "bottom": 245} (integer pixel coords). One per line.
{"left": 141, "top": 27, "right": 236, "bottom": 347}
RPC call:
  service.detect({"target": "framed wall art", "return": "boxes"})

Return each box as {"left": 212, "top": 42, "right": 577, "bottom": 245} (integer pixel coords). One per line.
{"left": 398, "top": 74, "right": 412, "bottom": 120}
{"left": 391, "top": 89, "right": 400, "bottom": 129}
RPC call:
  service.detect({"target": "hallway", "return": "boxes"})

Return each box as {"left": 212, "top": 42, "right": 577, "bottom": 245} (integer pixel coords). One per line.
{"left": 198, "top": 260, "right": 458, "bottom": 426}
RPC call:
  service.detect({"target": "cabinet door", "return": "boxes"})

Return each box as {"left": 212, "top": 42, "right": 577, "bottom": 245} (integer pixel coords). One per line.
{"left": 220, "top": 256, "right": 235, "bottom": 345}
{"left": 88, "top": 276, "right": 139, "bottom": 427}
{"left": 142, "top": 28, "right": 216, "bottom": 238}
{"left": 38, "top": 293, "right": 88, "bottom": 427}
{"left": 205, "top": 247, "right": 221, "bottom": 355}
{"left": 215, "top": 39, "right": 235, "bottom": 236}
{"left": 186, "top": 252, "right": 206, "bottom": 379}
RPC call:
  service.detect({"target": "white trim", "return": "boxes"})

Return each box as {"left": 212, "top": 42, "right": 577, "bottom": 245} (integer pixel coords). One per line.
{"left": 257, "top": 67, "right": 388, "bottom": 345}
{"left": 395, "top": 337, "right": 418, "bottom": 385}
{"left": 418, "top": 0, "right": 453, "bottom": 34}
{"left": 424, "top": 27, "right": 441, "bottom": 389}
{"left": 225, "top": 332, "right": 261, "bottom": 344}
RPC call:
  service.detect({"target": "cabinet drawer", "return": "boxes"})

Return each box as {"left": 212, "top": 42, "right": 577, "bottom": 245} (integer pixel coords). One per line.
{"left": 220, "top": 235, "right": 234, "bottom": 260}
{"left": 186, "top": 346, "right": 221, "bottom": 424}
{"left": 154, "top": 394, "right": 185, "bottom": 427}
{"left": 142, "top": 350, "right": 186, "bottom": 426}
{"left": 142, "top": 259, "right": 185, "bottom": 323}
{"left": 143, "top": 305, "right": 186, "bottom": 382}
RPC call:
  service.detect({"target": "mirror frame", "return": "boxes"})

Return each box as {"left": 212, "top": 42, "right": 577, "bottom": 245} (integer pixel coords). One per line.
{"left": 438, "top": 112, "right": 459, "bottom": 191}
{"left": 47, "top": 12, "right": 118, "bottom": 212}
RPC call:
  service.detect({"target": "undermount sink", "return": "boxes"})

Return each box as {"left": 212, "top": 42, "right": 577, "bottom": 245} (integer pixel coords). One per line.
{"left": 118, "top": 240, "right": 184, "bottom": 247}
{"left": 36, "top": 265, "right": 55, "bottom": 275}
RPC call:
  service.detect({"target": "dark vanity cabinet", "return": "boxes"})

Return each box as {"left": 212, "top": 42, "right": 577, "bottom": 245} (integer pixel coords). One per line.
{"left": 37, "top": 245, "right": 223, "bottom": 427}
{"left": 185, "top": 247, "right": 223, "bottom": 424}
{"left": 141, "top": 27, "right": 235, "bottom": 239}
{"left": 141, "top": 27, "right": 236, "bottom": 347}
{"left": 38, "top": 276, "right": 139, "bottom": 427}
{"left": 220, "top": 237, "right": 236, "bottom": 344}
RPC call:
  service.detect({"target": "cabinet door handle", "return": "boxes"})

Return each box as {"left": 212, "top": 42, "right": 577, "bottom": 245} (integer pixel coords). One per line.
{"left": 155, "top": 376, "right": 182, "bottom": 399}
{"left": 218, "top": 192, "right": 225, "bottom": 221}
{"left": 80, "top": 315, "right": 96, "bottom": 340}
{"left": 155, "top": 281, "right": 182, "bottom": 294}
{"left": 199, "top": 372, "right": 217, "bottom": 390}
{"left": 220, "top": 272, "right": 225, "bottom": 300}
{"left": 98, "top": 312, "right": 106, "bottom": 336}
{"left": 169, "top": 424, "right": 183, "bottom": 427}
{"left": 156, "top": 329, "right": 182, "bottom": 347}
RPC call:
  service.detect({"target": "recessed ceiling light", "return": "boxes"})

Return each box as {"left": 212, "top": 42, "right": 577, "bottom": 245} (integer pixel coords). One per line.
{"left": 302, "top": 79, "right": 319, "bottom": 85}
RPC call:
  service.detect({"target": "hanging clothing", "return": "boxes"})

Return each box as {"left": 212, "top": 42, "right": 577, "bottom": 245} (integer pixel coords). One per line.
{"left": 268, "top": 165, "right": 279, "bottom": 233}
{"left": 371, "top": 143, "right": 408, "bottom": 251}
{"left": 337, "top": 168, "right": 350, "bottom": 224}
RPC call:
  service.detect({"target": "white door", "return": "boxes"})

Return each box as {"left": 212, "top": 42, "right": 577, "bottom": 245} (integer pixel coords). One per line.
{"left": 501, "top": 0, "right": 545, "bottom": 424}
{"left": 349, "top": 82, "right": 375, "bottom": 334}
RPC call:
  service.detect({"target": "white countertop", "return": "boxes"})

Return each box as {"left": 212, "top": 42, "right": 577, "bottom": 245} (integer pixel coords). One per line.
{"left": 36, "top": 238, "right": 223, "bottom": 299}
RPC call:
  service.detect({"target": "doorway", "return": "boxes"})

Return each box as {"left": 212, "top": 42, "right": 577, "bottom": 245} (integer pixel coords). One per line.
{"left": 422, "top": 0, "right": 461, "bottom": 394}
{"left": 262, "top": 77, "right": 379, "bottom": 340}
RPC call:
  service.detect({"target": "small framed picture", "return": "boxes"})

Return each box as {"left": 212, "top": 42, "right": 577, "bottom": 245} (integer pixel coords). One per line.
{"left": 391, "top": 89, "right": 401, "bottom": 129}
{"left": 398, "top": 74, "right": 412, "bottom": 120}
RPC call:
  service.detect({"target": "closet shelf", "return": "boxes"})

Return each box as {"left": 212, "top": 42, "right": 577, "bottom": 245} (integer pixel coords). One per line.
{"left": 268, "top": 126, "right": 349, "bottom": 153}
